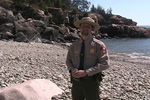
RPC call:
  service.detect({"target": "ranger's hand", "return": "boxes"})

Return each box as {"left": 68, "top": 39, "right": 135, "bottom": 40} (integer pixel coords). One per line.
{"left": 72, "top": 70, "right": 87, "bottom": 78}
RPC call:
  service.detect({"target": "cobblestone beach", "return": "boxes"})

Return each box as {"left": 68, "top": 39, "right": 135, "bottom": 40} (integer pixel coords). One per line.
{"left": 0, "top": 40, "right": 150, "bottom": 100}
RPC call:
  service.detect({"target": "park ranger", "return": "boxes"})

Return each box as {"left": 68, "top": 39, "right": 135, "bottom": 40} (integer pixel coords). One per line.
{"left": 66, "top": 17, "right": 110, "bottom": 100}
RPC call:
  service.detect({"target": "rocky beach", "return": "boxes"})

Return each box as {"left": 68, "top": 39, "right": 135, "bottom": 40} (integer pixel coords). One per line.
{"left": 0, "top": 40, "right": 150, "bottom": 100}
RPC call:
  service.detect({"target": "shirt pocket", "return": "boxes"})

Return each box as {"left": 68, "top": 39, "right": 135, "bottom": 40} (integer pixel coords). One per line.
{"left": 85, "top": 53, "right": 97, "bottom": 67}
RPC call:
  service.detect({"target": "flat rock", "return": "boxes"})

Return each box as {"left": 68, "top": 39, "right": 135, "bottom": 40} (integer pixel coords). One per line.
{"left": 0, "top": 79, "right": 63, "bottom": 100}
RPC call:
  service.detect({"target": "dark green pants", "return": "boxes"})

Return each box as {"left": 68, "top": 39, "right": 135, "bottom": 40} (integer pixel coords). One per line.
{"left": 72, "top": 78, "right": 100, "bottom": 100}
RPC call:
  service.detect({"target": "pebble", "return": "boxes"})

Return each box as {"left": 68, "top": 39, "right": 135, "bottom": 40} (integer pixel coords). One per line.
{"left": 0, "top": 40, "right": 150, "bottom": 100}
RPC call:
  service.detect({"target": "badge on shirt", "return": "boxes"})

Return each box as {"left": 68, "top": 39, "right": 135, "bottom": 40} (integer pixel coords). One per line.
{"left": 90, "top": 48, "right": 95, "bottom": 54}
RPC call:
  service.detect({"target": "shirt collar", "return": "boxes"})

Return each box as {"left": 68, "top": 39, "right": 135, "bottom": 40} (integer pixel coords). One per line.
{"left": 80, "top": 35, "right": 93, "bottom": 44}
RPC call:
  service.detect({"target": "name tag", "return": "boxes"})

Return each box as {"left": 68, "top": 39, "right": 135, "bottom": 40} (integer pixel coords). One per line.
{"left": 74, "top": 51, "right": 78, "bottom": 54}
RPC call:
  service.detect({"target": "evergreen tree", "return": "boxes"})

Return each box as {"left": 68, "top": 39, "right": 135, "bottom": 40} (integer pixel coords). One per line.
{"left": 62, "top": 0, "right": 71, "bottom": 9}
{"left": 90, "top": 4, "right": 97, "bottom": 13}
{"left": 72, "top": 0, "right": 91, "bottom": 12}
{"left": 96, "top": 5, "right": 105, "bottom": 16}
{"left": 106, "top": 7, "right": 112, "bottom": 15}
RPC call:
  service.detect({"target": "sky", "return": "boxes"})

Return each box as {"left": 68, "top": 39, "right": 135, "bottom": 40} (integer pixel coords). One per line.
{"left": 88, "top": 0, "right": 150, "bottom": 26}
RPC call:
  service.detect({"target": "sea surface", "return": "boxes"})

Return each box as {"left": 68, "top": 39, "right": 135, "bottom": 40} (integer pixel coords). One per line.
{"left": 101, "top": 38, "right": 150, "bottom": 58}
{"left": 100, "top": 25, "right": 150, "bottom": 58}
{"left": 138, "top": 25, "right": 150, "bottom": 28}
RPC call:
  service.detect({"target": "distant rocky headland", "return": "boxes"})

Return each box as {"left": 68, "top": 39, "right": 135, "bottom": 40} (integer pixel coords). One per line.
{"left": 0, "top": 1, "right": 150, "bottom": 44}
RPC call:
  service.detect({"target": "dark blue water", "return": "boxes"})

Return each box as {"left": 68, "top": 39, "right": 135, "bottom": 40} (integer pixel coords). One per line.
{"left": 101, "top": 38, "right": 150, "bottom": 57}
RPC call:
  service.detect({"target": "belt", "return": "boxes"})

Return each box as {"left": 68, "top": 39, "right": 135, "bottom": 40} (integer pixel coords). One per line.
{"left": 73, "top": 76, "right": 93, "bottom": 81}
{"left": 81, "top": 76, "right": 93, "bottom": 80}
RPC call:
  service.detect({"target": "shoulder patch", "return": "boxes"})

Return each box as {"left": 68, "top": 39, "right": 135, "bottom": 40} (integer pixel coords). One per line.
{"left": 93, "top": 38, "right": 107, "bottom": 53}
{"left": 93, "top": 38, "right": 105, "bottom": 46}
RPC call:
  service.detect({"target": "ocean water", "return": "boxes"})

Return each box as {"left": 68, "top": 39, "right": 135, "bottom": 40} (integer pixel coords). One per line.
{"left": 100, "top": 25, "right": 150, "bottom": 58}
{"left": 138, "top": 25, "right": 150, "bottom": 28}
{"left": 101, "top": 38, "right": 150, "bottom": 58}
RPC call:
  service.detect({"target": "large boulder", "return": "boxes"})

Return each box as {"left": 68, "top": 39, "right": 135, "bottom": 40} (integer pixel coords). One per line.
{"left": 14, "top": 20, "right": 40, "bottom": 42}
{"left": 41, "top": 26, "right": 59, "bottom": 42}
{"left": 0, "top": 6, "right": 17, "bottom": 25}
{"left": 0, "top": 0, "right": 13, "bottom": 10}
{"left": 0, "top": 79, "right": 63, "bottom": 100}
{"left": 47, "top": 7, "right": 64, "bottom": 25}
{"left": 0, "top": 6, "right": 16, "bottom": 40}
{"left": 0, "top": 23, "right": 14, "bottom": 40}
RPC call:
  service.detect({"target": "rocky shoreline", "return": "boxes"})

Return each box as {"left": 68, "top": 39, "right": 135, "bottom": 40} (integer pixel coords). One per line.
{"left": 0, "top": 40, "right": 150, "bottom": 100}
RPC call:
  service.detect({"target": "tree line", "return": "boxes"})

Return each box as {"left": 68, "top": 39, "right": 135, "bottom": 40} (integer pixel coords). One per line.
{"left": 11, "top": 0, "right": 112, "bottom": 18}
{"left": 12, "top": 0, "right": 111, "bottom": 12}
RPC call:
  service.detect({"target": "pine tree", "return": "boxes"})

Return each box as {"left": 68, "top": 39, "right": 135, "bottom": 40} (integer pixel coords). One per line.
{"left": 71, "top": 0, "right": 91, "bottom": 12}
{"left": 90, "top": 5, "right": 97, "bottom": 13}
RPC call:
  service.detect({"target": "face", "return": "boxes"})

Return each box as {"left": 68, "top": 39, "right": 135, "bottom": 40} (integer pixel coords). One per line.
{"left": 79, "top": 23, "right": 94, "bottom": 36}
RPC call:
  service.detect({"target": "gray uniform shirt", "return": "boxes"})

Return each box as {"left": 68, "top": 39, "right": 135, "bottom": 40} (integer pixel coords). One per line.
{"left": 66, "top": 36, "right": 110, "bottom": 76}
